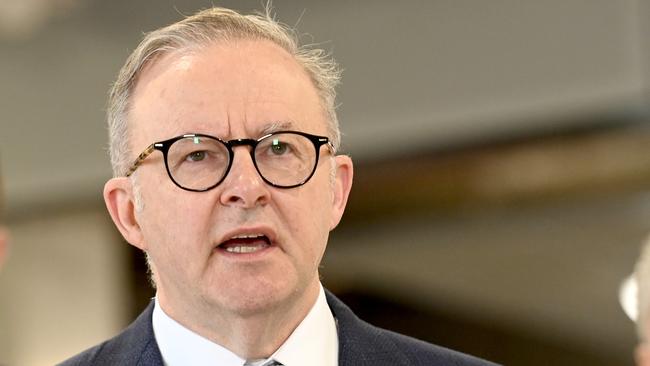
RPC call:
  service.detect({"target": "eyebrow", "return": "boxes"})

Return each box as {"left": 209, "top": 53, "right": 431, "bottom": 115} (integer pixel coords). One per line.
{"left": 259, "top": 121, "right": 295, "bottom": 136}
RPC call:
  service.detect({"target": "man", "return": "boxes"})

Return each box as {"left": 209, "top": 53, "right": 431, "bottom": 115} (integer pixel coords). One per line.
{"left": 635, "top": 238, "right": 650, "bottom": 365}
{"left": 60, "top": 6, "right": 497, "bottom": 366}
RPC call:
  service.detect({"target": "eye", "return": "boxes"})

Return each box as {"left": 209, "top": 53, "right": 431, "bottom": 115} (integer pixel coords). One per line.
{"left": 270, "top": 139, "right": 289, "bottom": 155}
{"left": 186, "top": 151, "right": 207, "bottom": 162}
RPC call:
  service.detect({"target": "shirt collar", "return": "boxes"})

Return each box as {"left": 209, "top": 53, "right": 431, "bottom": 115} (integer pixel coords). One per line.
{"left": 269, "top": 285, "right": 338, "bottom": 366}
{"left": 152, "top": 284, "right": 338, "bottom": 366}
{"left": 152, "top": 297, "right": 245, "bottom": 366}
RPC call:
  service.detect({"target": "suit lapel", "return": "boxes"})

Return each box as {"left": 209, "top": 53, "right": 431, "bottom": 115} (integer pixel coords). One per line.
{"left": 325, "top": 290, "right": 409, "bottom": 366}
{"left": 123, "top": 301, "right": 165, "bottom": 366}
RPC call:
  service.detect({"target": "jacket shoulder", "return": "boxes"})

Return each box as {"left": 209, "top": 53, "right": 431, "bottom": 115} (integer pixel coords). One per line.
{"left": 57, "top": 340, "right": 111, "bottom": 366}
{"left": 57, "top": 302, "right": 163, "bottom": 366}
{"left": 370, "top": 324, "right": 498, "bottom": 366}
{"left": 325, "top": 289, "right": 499, "bottom": 366}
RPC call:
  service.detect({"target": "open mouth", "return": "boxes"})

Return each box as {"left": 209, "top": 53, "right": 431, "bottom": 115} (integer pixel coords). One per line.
{"left": 217, "top": 234, "right": 272, "bottom": 254}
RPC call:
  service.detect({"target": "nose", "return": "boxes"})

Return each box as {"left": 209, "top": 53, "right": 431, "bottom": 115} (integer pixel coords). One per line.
{"left": 219, "top": 147, "right": 270, "bottom": 208}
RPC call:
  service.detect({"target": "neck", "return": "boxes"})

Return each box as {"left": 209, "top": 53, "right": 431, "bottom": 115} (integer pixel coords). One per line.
{"left": 157, "top": 280, "right": 321, "bottom": 359}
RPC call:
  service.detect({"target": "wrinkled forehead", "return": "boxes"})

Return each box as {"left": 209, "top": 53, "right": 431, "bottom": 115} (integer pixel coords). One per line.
{"left": 127, "top": 39, "right": 326, "bottom": 150}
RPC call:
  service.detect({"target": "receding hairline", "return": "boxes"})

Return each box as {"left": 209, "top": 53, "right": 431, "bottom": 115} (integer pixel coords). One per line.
{"left": 125, "top": 37, "right": 331, "bottom": 136}
{"left": 131, "top": 36, "right": 321, "bottom": 93}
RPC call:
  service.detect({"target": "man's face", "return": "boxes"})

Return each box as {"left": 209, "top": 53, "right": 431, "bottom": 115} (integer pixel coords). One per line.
{"left": 110, "top": 40, "right": 352, "bottom": 317}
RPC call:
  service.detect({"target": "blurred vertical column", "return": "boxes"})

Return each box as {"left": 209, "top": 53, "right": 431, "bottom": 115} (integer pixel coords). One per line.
{"left": 0, "top": 1, "right": 132, "bottom": 365}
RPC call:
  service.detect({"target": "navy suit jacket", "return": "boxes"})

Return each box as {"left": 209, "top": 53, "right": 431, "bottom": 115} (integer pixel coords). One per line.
{"left": 59, "top": 290, "right": 498, "bottom": 366}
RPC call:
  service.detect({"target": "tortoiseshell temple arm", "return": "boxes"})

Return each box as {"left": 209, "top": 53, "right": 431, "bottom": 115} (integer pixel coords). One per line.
{"left": 125, "top": 144, "right": 156, "bottom": 177}
{"left": 326, "top": 142, "right": 335, "bottom": 154}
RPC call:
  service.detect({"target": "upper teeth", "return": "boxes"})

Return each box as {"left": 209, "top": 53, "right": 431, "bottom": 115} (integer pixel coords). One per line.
{"left": 231, "top": 233, "right": 264, "bottom": 239}
{"left": 226, "top": 245, "right": 265, "bottom": 253}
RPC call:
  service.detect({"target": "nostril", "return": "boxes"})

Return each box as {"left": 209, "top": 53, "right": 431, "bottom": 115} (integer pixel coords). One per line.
{"left": 227, "top": 195, "right": 242, "bottom": 203}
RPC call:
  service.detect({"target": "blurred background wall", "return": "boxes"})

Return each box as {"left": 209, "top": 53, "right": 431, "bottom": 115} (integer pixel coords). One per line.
{"left": 1, "top": 0, "right": 649, "bottom": 364}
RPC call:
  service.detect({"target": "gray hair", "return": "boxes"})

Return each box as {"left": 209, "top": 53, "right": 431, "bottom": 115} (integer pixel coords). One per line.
{"left": 637, "top": 236, "right": 650, "bottom": 339}
{"left": 108, "top": 6, "right": 342, "bottom": 177}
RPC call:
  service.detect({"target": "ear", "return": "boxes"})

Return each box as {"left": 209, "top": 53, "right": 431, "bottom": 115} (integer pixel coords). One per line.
{"left": 104, "top": 177, "right": 146, "bottom": 250}
{"left": 0, "top": 227, "right": 8, "bottom": 269}
{"left": 329, "top": 155, "right": 353, "bottom": 230}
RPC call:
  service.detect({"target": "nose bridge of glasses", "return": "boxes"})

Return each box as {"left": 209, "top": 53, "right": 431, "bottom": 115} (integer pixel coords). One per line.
{"left": 228, "top": 138, "right": 257, "bottom": 149}
{"left": 227, "top": 138, "right": 259, "bottom": 161}
{"left": 226, "top": 138, "right": 262, "bottom": 176}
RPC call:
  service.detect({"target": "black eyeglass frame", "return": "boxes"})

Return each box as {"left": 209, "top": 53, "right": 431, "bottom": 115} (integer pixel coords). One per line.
{"left": 125, "top": 130, "right": 334, "bottom": 192}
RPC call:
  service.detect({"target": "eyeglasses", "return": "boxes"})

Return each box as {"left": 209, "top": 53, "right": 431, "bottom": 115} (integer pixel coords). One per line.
{"left": 126, "top": 130, "right": 334, "bottom": 191}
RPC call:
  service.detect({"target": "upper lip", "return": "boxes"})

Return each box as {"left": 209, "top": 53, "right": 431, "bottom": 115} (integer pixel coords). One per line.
{"left": 217, "top": 226, "right": 278, "bottom": 247}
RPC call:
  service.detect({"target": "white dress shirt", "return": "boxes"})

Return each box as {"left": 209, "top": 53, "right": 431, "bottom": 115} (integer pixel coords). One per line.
{"left": 152, "top": 284, "right": 338, "bottom": 366}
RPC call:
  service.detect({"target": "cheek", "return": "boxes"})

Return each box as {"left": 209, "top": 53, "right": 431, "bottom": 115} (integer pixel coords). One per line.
{"left": 137, "top": 186, "right": 212, "bottom": 261}
{"left": 285, "top": 184, "right": 333, "bottom": 258}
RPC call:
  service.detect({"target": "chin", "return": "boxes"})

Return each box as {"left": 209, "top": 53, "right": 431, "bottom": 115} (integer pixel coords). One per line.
{"left": 207, "top": 276, "right": 301, "bottom": 316}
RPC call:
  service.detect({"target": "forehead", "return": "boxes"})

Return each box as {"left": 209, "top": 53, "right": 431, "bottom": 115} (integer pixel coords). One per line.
{"left": 129, "top": 39, "right": 325, "bottom": 147}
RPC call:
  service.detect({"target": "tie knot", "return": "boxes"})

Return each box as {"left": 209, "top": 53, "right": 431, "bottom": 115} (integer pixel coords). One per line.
{"left": 262, "top": 361, "right": 283, "bottom": 366}
{"left": 244, "top": 360, "right": 283, "bottom": 366}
